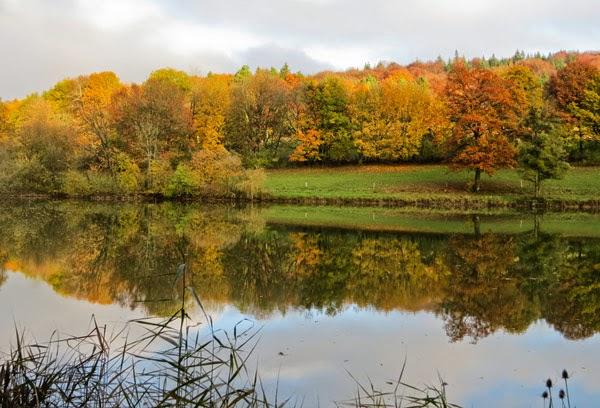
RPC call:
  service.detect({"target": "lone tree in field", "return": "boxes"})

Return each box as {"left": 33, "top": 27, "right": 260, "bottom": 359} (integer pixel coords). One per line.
{"left": 518, "top": 107, "right": 570, "bottom": 197}
{"left": 518, "top": 131, "right": 569, "bottom": 197}
{"left": 444, "top": 63, "right": 520, "bottom": 192}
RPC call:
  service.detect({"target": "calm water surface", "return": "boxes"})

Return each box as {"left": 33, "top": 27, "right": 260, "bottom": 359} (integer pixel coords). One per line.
{"left": 1, "top": 202, "right": 599, "bottom": 407}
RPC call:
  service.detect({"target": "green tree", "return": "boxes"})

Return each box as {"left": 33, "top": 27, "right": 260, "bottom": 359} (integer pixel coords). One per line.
{"left": 148, "top": 68, "right": 192, "bottom": 93}
{"left": 518, "top": 108, "right": 570, "bottom": 197}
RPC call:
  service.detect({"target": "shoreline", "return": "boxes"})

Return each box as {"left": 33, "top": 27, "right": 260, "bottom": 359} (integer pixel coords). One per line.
{"left": 1, "top": 191, "right": 599, "bottom": 213}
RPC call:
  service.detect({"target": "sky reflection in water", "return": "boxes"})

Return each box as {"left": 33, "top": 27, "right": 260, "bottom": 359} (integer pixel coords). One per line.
{"left": 0, "top": 202, "right": 599, "bottom": 407}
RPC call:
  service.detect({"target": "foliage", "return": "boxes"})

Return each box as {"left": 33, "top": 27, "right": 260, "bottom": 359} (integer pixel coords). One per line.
{"left": 300, "top": 76, "right": 357, "bottom": 162}
{"left": 236, "top": 168, "right": 267, "bottom": 200}
{"left": 2, "top": 53, "right": 600, "bottom": 197}
{"left": 353, "top": 75, "right": 447, "bottom": 161}
{"left": 114, "top": 152, "right": 142, "bottom": 193}
{"left": 518, "top": 130, "right": 570, "bottom": 197}
{"left": 571, "top": 73, "right": 600, "bottom": 161}
{"left": 164, "top": 163, "right": 198, "bottom": 197}
{"left": 191, "top": 147, "right": 244, "bottom": 190}
{"left": 147, "top": 67, "right": 192, "bottom": 92}
{"left": 112, "top": 77, "right": 192, "bottom": 187}
{"left": 225, "top": 69, "right": 294, "bottom": 166}
{"left": 444, "top": 63, "right": 520, "bottom": 191}
{"left": 2, "top": 202, "right": 600, "bottom": 343}
{"left": 190, "top": 74, "right": 232, "bottom": 149}
{"left": 5, "top": 98, "right": 76, "bottom": 193}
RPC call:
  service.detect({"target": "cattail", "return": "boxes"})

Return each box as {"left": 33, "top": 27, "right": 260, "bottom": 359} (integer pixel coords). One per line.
{"left": 542, "top": 391, "right": 549, "bottom": 399}
{"left": 546, "top": 378, "right": 553, "bottom": 388}
{"left": 559, "top": 390, "right": 565, "bottom": 399}
{"left": 562, "top": 370, "right": 571, "bottom": 408}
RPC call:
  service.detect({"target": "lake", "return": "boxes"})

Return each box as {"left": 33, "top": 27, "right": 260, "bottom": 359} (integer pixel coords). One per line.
{"left": 0, "top": 201, "right": 599, "bottom": 407}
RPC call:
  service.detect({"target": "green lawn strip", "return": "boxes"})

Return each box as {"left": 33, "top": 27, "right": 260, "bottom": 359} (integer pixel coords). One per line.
{"left": 265, "top": 165, "right": 600, "bottom": 201}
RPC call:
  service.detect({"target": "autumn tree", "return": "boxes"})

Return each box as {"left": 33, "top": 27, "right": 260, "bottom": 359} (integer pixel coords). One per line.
{"left": 10, "top": 97, "right": 76, "bottom": 192}
{"left": 290, "top": 76, "right": 356, "bottom": 162}
{"left": 571, "top": 74, "right": 600, "bottom": 145}
{"left": 0, "top": 100, "right": 16, "bottom": 189}
{"left": 112, "top": 77, "right": 192, "bottom": 187}
{"left": 148, "top": 68, "right": 192, "bottom": 93}
{"left": 353, "top": 74, "right": 447, "bottom": 161}
{"left": 46, "top": 72, "right": 123, "bottom": 172}
{"left": 190, "top": 74, "right": 232, "bottom": 150}
{"left": 0, "top": 100, "right": 9, "bottom": 138}
{"left": 549, "top": 60, "right": 598, "bottom": 113}
{"left": 548, "top": 60, "right": 599, "bottom": 158}
{"left": 225, "top": 69, "right": 294, "bottom": 165}
{"left": 444, "top": 64, "right": 520, "bottom": 192}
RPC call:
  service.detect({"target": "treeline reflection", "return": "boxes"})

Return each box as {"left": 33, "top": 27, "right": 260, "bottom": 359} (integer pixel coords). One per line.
{"left": 1, "top": 203, "right": 599, "bottom": 343}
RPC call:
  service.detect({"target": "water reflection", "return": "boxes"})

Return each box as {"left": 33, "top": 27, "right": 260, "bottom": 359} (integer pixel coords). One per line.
{"left": 1, "top": 202, "right": 599, "bottom": 344}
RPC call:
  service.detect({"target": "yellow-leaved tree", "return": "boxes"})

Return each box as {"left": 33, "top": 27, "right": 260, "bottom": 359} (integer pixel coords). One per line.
{"left": 190, "top": 74, "right": 232, "bottom": 150}
{"left": 353, "top": 74, "right": 447, "bottom": 161}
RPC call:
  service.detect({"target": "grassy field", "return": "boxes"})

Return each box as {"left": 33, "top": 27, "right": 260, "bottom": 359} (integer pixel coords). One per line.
{"left": 264, "top": 165, "right": 600, "bottom": 205}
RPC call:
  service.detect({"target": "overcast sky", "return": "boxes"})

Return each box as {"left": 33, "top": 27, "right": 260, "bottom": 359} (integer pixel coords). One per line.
{"left": 1, "top": 0, "right": 599, "bottom": 99}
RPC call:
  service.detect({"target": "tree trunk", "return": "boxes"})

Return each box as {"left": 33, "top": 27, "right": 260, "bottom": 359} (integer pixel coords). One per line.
{"left": 473, "top": 168, "right": 481, "bottom": 192}
{"left": 472, "top": 215, "right": 481, "bottom": 237}
{"left": 579, "top": 127, "right": 584, "bottom": 160}
{"left": 534, "top": 171, "right": 540, "bottom": 198}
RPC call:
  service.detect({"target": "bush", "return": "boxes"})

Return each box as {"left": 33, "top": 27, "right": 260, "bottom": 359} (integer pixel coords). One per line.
{"left": 11, "top": 157, "right": 63, "bottom": 194}
{"left": 114, "top": 153, "right": 141, "bottom": 193}
{"left": 63, "top": 171, "right": 120, "bottom": 196}
{"left": 62, "top": 170, "right": 92, "bottom": 196}
{"left": 147, "top": 158, "right": 173, "bottom": 194}
{"left": 235, "top": 168, "right": 266, "bottom": 200}
{"left": 191, "top": 148, "right": 244, "bottom": 196}
{"left": 164, "top": 164, "right": 198, "bottom": 197}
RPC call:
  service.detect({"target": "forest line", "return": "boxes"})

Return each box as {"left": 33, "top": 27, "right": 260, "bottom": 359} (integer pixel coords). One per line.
{"left": 1, "top": 50, "right": 599, "bottom": 198}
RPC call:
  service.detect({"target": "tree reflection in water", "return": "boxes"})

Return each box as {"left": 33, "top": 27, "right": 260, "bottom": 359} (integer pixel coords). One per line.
{"left": 0, "top": 202, "right": 599, "bottom": 343}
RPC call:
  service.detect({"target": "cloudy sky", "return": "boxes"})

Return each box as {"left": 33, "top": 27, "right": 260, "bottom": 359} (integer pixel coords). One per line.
{"left": 1, "top": 0, "right": 599, "bottom": 99}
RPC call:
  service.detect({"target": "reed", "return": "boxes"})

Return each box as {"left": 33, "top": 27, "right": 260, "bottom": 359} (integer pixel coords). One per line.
{"left": 0, "top": 262, "right": 460, "bottom": 407}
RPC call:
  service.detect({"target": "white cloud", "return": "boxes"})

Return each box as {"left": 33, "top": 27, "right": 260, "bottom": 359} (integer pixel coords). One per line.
{"left": 304, "top": 45, "right": 382, "bottom": 70}
{"left": 151, "top": 21, "right": 263, "bottom": 57}
{"left": 77, "top": 0, "right": 161, "bottom": 31}
{"left": 0, "top": 0, "right": 599, "bottom": 99}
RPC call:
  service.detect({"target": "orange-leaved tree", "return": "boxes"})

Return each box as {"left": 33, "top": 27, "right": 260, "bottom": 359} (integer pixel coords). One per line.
{"left": 444, "top": 63, "right": 520, "bottom": 192}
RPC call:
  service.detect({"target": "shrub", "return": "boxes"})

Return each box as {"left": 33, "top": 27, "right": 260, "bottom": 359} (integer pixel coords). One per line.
{"left": 235, "top": 168, "right": 266, "bottom": 200}
{"left": 11, "top": 157, "right": 62, "bottom": 194}
{"left": 147, "top": 158, "right": 173, "bottom": 194}
{"left": 62, "top": 170, "right": 92, "bottom": 196}
{"left": 191, "top": 148, "right": 244, "bottom": 196}
{"left": 114, "top": 153, "right": 141, "bottom": 193}
{"left": 164, "top": 163, "right": 198, "bottom": 197}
